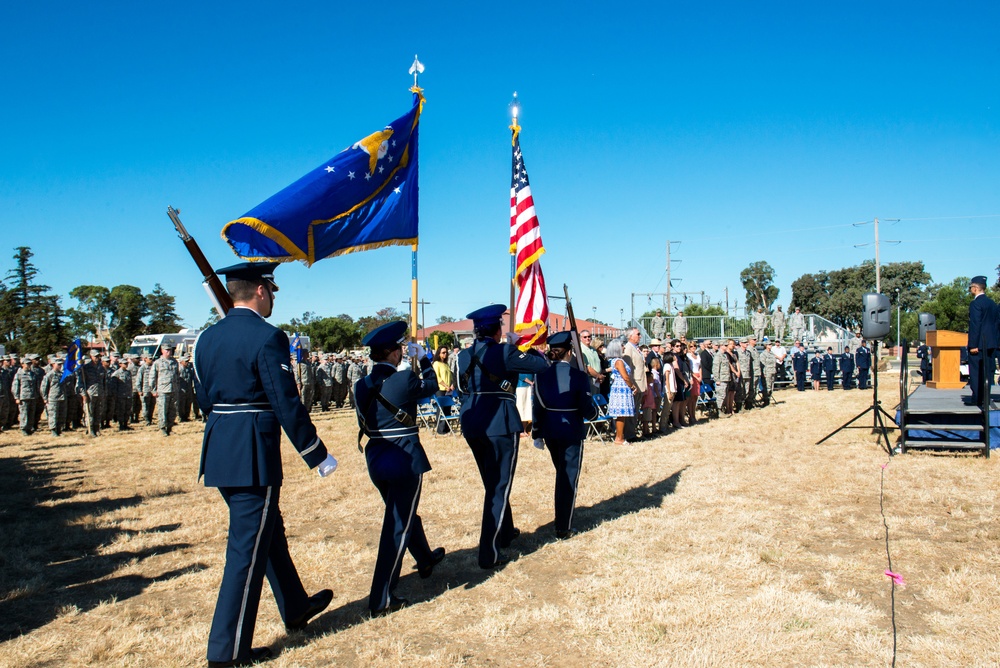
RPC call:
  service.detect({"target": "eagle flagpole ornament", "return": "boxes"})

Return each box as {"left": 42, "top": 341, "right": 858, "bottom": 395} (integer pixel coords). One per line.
{"left": 509, "top": 92, "right": 549, "bottom": 351}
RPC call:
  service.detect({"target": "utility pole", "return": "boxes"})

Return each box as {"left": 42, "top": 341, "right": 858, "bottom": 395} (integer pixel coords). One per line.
{"left": 401, "top": 299, "right": 431, "bottom": 338}
{"left": 874, "top": 217, "right": 881, "bottom": 293}
{"left": 666, "top": 240, "right": 681, "bottom": 313}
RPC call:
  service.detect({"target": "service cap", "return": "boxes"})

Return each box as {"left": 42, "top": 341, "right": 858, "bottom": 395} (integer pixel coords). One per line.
{"left": 466, "top": 304, "right": 507, "bottom": 329}
{"left": 362, "top": 320, "right": 408, "bottom": 348}
{"left": 970, "top": 275, "right": 988, "bottom": 288}
{"left": 548, "top": 331, "right": 573, "bottom": 348}
{"left": 217, "top": 261, "right": 280, "bottom": 291}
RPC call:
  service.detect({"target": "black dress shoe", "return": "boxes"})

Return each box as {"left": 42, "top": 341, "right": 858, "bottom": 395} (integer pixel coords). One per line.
{"left": 370, "top": 595, "right": 408, "bottom": 617}
{"left": 555, "top": 529, "right": 579, "bottom": 540}
{"left": 479, "top": 556, "right": 511, "bottom": 570}
{"left": 285, "top": 589, "right": 333, "bottom": 631}
{"left": 499, "top": 527, "right": 520, "bottom": 549}
{"left": 207, "top": 646, "right": 274, "bottom": 667}
{"left": 417, "top": 547, "right": 446, "bottom": 579}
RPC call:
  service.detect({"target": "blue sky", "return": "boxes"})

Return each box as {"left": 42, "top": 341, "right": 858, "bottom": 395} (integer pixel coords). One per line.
{"left": 1, "top": 2, "right": 998, "bottom": 330}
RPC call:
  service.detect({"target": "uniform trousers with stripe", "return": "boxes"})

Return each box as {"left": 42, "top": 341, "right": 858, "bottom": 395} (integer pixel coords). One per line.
{"left": 208, "top": 486, "right": 309, "bottom": 664}
{"left": 368, "top": 473, "right": 432, "bottom": 611}
{"left": 545, "top": 439, "right": 584, "bottom": 532}
{"left": 465, "top": 432, "right": 519, "bottom": 568}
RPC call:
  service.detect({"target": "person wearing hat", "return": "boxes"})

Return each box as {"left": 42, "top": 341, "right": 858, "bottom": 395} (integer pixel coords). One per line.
{"left": 12, "top": 357, "right": 39, "bottom": 435}
{"left": 110, "top": 357, "right": 133, "bottom": 430}
{"left": 332, "top": 353, "right": 349, "bottom": 409}
{"left": 967, "top": 275, "right": 999, "bottom": 407}
{"left": 855, "top": 339, "right": 872, "bottom": 390}
{"left": 839, "top": 345, "right": 856, "bottom": 390}
{"left": 772, "top": 305, "right": 786, "bottom": 342}
{"left": 0, "top": 356, "right": 10, "bottom": 433}
{"left": 315, "top": 354, "right": 333, "bottom": 412}
{"left": 789, "top": 307, "right": 806, "bottom": 344}
{"left": 457, "top": 304, "right": 549, "bottom": 569}
{"left": 176, "top": 354, "right": 195, "bottom": 422}
{"left": 759, "top": 339, "right": 777, "bottom": 405}
{"left": 792, "top": 341, "right": 809, "bottom": 392}
{"left": 531, "top": 331, "right": 598, "bottom": 540}
{"left": 150, "top": 344, "right": 180, "bottom": 436}
{"left": 671, "top": 310, "right": 688, "bottom": 340}
{"left": 76, "top": 349, "right": 106, "bottom": 437}
{"left": 822, "top": 346, "right": 838, "bottom": 391}
{"left": 751, "top": 307, "right": 768, "bottom": 344}
{"left": 137, "top": 353, "right": 156, "bottom": 425}
{"left": 650, "top": 309, "right": 667, "bottom": 342}
{"left": 194, "top": 262, "right": 337, "bottom": 667}
{"left": 354, "top": 321, "right": 445, "bottom": 616}
{"left": 40, "top": 356, "right": 68, "bottom": 436}
{"left": 28, "top": 354, "right": 46, "bottom": 432}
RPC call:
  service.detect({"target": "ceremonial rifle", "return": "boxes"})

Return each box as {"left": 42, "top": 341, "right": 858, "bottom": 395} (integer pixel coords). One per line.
{"left": 562, "top": 284, "right": 588, "bottom": 373}
{"left": 167, "top": 206, "right": 233, "bottom": 316}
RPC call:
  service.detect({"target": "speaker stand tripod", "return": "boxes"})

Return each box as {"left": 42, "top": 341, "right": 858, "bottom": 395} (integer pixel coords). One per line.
{"left": 816, "top": 341, "right": 898, "bottom": 455}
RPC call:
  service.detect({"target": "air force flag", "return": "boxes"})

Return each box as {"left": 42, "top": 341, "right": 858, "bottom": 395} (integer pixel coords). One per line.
{"left": 222, "top": 89, "right": 424, "bottom": 266}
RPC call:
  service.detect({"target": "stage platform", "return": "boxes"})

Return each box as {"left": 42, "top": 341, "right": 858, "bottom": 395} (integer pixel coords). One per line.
{"left": 896, "top": 385, "right": 999, "bottom": 452}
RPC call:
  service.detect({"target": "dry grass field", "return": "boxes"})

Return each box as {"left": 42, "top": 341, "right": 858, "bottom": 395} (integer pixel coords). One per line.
{"left": 1, "top": 378, "right": 998, "bottom": 667}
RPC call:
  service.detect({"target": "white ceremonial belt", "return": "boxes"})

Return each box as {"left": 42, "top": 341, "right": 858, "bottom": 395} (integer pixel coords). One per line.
{"left": 366, "top": 427, "right": 419, "bottom": 438}
{"left": 213, "top": 402, "right": 274, "bottom": 414}
{"left": 545, "top": 407, "right": 577, "bottom": 412}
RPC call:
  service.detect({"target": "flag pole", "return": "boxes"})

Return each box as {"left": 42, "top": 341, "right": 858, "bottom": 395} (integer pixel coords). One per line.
{"left": 408, "top": 55, "right": 424, "bottom": 343}
{"left": 509, "top": 92, "right": 520, "bottom": 334}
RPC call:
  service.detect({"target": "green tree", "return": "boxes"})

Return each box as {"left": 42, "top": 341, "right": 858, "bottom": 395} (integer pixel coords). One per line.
{"left": 278, "top": 314, "right": 363, "bottom": 353}
{"left": 436, "top": 315, "right": 457, "bottom": 324}
{"left": 202, "top": 308, "right": 221, "bottom": 329}
{"left": 69, "top": 285, "right": 112, "bottom": 342}
{"left": 108, "top": 285, "right": 147, "bottom": 351}
{"left": 428, "top": 330, "right": 456, "bottom": 350}
{"left": 3, "top": 247, "right": 63, "bottom": 354}
{"left": 357, "top": 307, "right": 406, "bottom": 337}
{"left": 145, "top": 283, "right": 182, "bottom": 332}
{"left": 739, "top": 260, "right": 780, "bottom": 311}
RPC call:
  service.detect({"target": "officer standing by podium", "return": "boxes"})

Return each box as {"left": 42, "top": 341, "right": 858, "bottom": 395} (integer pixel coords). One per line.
{"left": 967, "top": 275, "right": 999, "bottom": 407}
{"left": 457, "top": 304, "right": 548, "bottom": 569}
{"left": 532, "top": 332, "right": 598, "bottom": 539}
{"left": 194, "top": 262, "right": 337, "bottom": 668}
{"left": 354, "top": 321, "right": 445, "bottom": 616}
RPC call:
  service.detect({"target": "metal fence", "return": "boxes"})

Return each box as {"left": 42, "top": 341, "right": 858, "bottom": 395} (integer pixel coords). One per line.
{"left": 630, "top": 314, "right": 855, "bottom": 353}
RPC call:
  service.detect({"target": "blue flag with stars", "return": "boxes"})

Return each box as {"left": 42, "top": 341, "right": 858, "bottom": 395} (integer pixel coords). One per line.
{"left": 290, "top": 333, "right": 303, "bottom": 363}
{"left": 222, "top": 90, "right": 424, "bottom": 266}
{"left": 60, "top": 338, "right": 83, "bottom": 383}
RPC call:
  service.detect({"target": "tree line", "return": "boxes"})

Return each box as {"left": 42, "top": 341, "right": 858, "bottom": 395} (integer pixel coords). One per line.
{"left": 0, "top": 246, "right": 183, "bottom": 355}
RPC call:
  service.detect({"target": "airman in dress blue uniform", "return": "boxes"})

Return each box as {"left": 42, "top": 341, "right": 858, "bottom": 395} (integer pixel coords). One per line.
{"left": 531, "top": 332, "right": 598, "bottom": 539}
{"left": 457, "top": 305, "right": 549, "bottom": 569}
{"left": 855, "top": 341, "right": 872, "bottom": 389}
{"left": 967, "top": 275, "right": 999, "bottom": 407}
{"left": 840, "top": 350, "right": 855, "bottom": 390}
{"left": 194, "top": 263, "right": 338, "bottom": 668}
{"left": 822, "top": 347, "right": 838, "bottom": 390}
{"left": 810, "top": 351, "right": 824, "bottom": 390}
{"left": 915, "top": 343, "right": 932, "bottom": 383}
{"left": 792, "top": 343, "right": 808, "bottom": 391}
{"left": 354, "top": 320, "right": 445, "bottom": 616}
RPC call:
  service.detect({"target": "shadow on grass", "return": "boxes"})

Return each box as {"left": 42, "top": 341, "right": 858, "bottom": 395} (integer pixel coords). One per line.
{"left": 279, "top": 467, "right": 686, "bottom": 650}
{"left": 0, "top": 453, "right": 192, "bottom": 640}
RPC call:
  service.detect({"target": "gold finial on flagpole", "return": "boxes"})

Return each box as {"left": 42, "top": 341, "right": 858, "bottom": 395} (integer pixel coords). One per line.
{"left": 509, "top": 91, "right": 521, "bottom": 144}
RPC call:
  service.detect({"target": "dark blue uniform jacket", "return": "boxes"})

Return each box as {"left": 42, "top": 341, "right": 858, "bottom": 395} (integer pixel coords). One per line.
{"left": 810, "top": 356, "right": 824, "bottom": 379}
{"left": 792, "top": 350, "right": 808, "bottom": 372}
{"left": 194, "top": 308, "right": 327, "bottom": 487}
{"left": 457, "top": 339, "right": 548, "bottom": 436}
{"left": 855, "top": 347, "right": 872, "bottom": 369}
{"left": 840, "top": 354, "right": 855, "bottom": 375}
{"left": 355, "top": 356, "right": 438, "bottom": 479}
{"left": 532, "top": 361, "right": 598, "bottom": 442}
{"left": 969, "top": 294, "right": 999, "bottom": 350}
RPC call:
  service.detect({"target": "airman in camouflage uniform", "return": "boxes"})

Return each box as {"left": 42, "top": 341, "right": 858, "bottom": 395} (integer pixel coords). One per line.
{"left": 150, "top": 345, "right": 179, "bottom": 435}
{"left": 737, "top": 338, "right": 757, "bottom": 411}
{"left": 128, "top": 355, "right": 142, "bottom": 423}
{"left": 672, "top": 311, "right": 688, "bottom": 339}
{"left": 0, "top": 356, "right": 11, "bottom": 432}
{"left": 316, "top": 354, "right": 334, "bottom": 411}
{"left": 650, "top": 309, "right": 667, "bottom": 341}
{"left": 5, "top": 354, "right": 21, "bottom": 429}
{"left": 138, "top": 353, "right": 156, "bottom": 425}
{"left": 176, "top": 355, "right": 194, "bottom": 421}
{"left": 294, "top": 354, "right": 315, "bottom": 411}
{"left": 76, "top": 350, "right": 106, "bottom": 436}
{"left": 772, "top": 306, "right": 786, "bottom": 342}
{"left": 111, "top": 358, "right": 133, "bottom": 430}
{"left": 13, "top": 358, "right": 39, "bottom": 435}
{"left": 101, "top": 353, "right": 120, "bottom": 429}
{"left": 40, "top": 356, "right": 68, "bottom": 436}
{"left": 751, "top": 308, "right": 768, "bottom": 344}
{"left": 788, "top": 307, "right": 806, "bottom": 344}
{"left": 30, "top": 355, "right": 46, "bottom": 431}
{"left": 712, "top": 345, "right": 731, "bottom": 413}
{"left": 759, "top": 341, "right": 777, "bottom": 405}
{"left": 347, "top": 356, "right": 364, "bottom": 408}
{"left": 332, "top": 354, "right": 348, "bottom": 408}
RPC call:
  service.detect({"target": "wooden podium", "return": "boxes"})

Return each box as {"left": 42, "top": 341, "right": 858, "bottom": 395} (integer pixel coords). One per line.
{"left": 926, "top": 330, "right": 967, "bottom": 389}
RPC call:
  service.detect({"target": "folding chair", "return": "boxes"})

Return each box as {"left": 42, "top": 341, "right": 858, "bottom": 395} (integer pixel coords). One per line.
{"left": 586, "top": 394, "right": 612, "bottom": 442}
{"left": 433, "top": 394, "right": 461, "bottom": 435}
{"left": 415, "top": 396, "right": 437, "bottom": 431}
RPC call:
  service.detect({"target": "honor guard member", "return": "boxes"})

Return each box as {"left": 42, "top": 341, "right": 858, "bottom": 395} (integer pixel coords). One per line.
{"left": 916, "top": 343, "right": 932, "bottom": 384}
{"left": 789, "top": 307, "right": 806, "bottom": 343}
{"left": 751, "top": 307, "right": 768, "bottom": 344}
{"left": 823, "top": 347, "right": 838, "bottom": 391}
{"left": 111, "top": 357, "right": 133, "bottom": 429}
{"left": 967, "top": 275, "right": 999, "bottom": 407}
{"left": 759, "top": 339, "right": 777, "bottom": 404}
{"left": 772, "top": 306, "right": 786, "bottom": 341}
{"left": 457, "top": 304, "right": 549, "bottom": 569}
{"left": 355, "top": 321, "right": 445, "bottom": 616}
{"left": 855, "top": 341, "right": 872, "bottom": 389}
{"left": 12, "top": 357, "right": 39, "bottom": 435}
{"left": 150, "top": 344, "right": 180, "bottom": 436}
{"left": 77, "top": 349, "right": 105, "bottom": 436}
{"left": 791, "top": 343, "right": 808, "bottom": 391}
{"left": 840, "top": 349, "right": 856, "bottom": 390}
{"left": 195, "top": 262, "right": 337, "bottom": 667}
{"left": 40, "top": 356, "right": 67, "bottom": 436}
{"left": 531, "top": 332, "right": 598, "bottom": 539}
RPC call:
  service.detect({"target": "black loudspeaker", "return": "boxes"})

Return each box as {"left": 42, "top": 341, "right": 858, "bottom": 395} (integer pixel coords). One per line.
{"left": 918, "top": 312, "right": 936, "bottom": 342}
{"left": 862, "top": 292, "right": 891, "bottom": 340}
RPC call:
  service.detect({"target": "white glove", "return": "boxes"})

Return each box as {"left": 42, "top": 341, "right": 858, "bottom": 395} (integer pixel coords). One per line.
{"left": 317, "top": 453, "right": 338, "bottom": 477}
{"left": 533, "top": 438, "right": 545, "bottom": 450}
{"left": 406, "top": 342, "right": 427, "bottom": 359}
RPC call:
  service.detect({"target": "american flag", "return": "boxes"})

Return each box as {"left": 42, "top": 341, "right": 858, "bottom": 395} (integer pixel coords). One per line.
{"left": 510, "top": 131, "right": 549, "bottom": 350}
